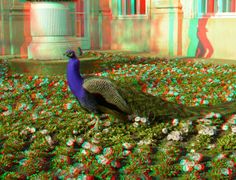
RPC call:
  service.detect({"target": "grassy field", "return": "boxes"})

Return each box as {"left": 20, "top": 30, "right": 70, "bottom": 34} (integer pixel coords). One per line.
{"left": 0, "top": 53, "right": 236, "bottom": 179}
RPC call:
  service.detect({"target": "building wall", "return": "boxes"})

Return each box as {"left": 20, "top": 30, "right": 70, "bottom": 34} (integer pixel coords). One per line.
{"left": 1, "top": 0, "right": 236, "bottom": 61}
{"left": 108, "top": 0, "right": 183, "bottom": 55}
{"left": 107, "top": 0, "right": 236, "bottom": 60}
{"left": 181, "top": 0, "right": 236, "bottom": 60}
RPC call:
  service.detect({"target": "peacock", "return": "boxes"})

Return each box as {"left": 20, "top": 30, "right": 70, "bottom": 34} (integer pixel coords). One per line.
{"left": 65, "top": 49, "right": 236, "bottom": 130}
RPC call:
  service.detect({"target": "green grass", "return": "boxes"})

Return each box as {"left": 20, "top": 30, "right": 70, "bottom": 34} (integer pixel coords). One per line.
{"left": 0, "top": 53, "right": 236, "bottom": 179}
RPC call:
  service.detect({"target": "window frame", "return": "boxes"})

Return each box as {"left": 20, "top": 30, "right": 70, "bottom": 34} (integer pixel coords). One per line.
{"left": 196, "top": 0, "right": 236, "bottom": 17}
{"left": 111, "top": 0, "right": 150, "bottom": 20}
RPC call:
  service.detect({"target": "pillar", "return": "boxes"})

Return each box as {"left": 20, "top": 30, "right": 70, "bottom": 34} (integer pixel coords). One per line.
{"left": 28, "top": 2, "right": 80, "bottom": 60}
{"left": 150, "top": 0, "right": 183, "bottom": 56}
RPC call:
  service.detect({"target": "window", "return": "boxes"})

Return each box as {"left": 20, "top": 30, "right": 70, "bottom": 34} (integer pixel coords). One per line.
{"left": 198, "top": 0, "right": 236, "bottom": 15}
{"left": 220, "top": 0, "right": 236, "bottom": 12}
{"left": 117, "top": 0, "right": 147, "bottom": 16}
{"left": 199, "top": 0, "right": 218, "bottom": 14}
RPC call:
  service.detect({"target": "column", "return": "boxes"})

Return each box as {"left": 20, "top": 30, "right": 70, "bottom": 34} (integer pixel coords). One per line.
{"left": 150, "top": 0, "right": 183, "bottom": 56}
{"left": 28, "top": 1, "right": 80, "bottom": 60}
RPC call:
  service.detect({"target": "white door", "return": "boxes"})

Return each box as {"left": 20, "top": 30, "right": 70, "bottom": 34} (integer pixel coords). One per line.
{"left": 74, "top": 0, "right": 90, "bottom": 50}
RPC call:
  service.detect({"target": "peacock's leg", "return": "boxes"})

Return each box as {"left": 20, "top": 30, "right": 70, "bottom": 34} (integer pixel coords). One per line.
{"left": 87, "top": 113, "right": 109, "bottom": 135}
{"left": 93, "top": 116, "right": 100, "bottom": 131}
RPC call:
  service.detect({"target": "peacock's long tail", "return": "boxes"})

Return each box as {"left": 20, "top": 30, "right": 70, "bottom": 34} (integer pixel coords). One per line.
{"left": 186, "top": 100, "right": 236, "bottom": 119}
{"left": 117, "top": 84, "right": 236, "bottom": 122}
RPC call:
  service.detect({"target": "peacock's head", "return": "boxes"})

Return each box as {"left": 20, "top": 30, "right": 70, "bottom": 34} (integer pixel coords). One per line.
{"left": 64, "top": 49, "right": 77, "bottom": 59}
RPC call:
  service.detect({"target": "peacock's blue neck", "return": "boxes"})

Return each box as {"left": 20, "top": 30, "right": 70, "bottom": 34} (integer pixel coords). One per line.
{"left": 67, "top": 58, "right": 85, "bottom": 99}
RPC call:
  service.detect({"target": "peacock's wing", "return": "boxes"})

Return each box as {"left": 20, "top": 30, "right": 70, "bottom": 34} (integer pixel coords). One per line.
{"left": 83, "top": 76, "right": 131, "bottom": 114}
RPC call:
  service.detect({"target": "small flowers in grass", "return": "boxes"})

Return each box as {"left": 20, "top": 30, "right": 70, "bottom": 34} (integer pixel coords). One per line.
{"left": 91, "top": 137, "right": 100, "bottom": 144}
{"left": 90, "top": 145, "right": 102, "bottom": 154}
{"left": 133, "top": 116, "right": 148, "bottom": 127}
{"left": 45, "top": 135, "right": 54, "bottom": 146}
{"left": 95, "top": 155, "right": 111, "bottom": 165}
{"left": 123, "top": 150, "right": 132, "bottom": 156}
{"left": 103, "top": 147, "right": 114, "bottom": 157}
{"left": 167, "top": 131, "right": 183, "bottom": 141}
{"left": 231, "top": 126, "right": 236, "bottom": 134}
{"left": 76, "top": 137, "right": 84, "bottom": 146}
{"left": 133, "top": 122, "right": 139, "bottom": 128}
{"left": 221, "top": 168, "right": 233, "bottom": 176}
{"left": 228, "top": 114, "right": 236, "bottom": 125}
{"left": 188, "top": 152, "right": 203, "bottom": 163}
{"left": 63, "top": 103, "right": 73, "bottom": 110}
{"left": 72, "top": 129, "right": 79, "bottom": 135}
{"left": 215, "top": 153, "right": 227, "bottom": 160}
{"left": 66, "top": 138, "right": 75, "bottom": 147}
{"left": 198, "top": 125, "right": 217, "bottom": 136}
{"left": 102, "top": 128, "right": 109, "bottom": 134}
{"left": 162, "top": 128, "right": 168, "bottom": 134}
{"left": 221, "top": 123, "right": 229, "bottom": 131}
{"left": 172, "top": 119, "right": 179, "bottom": 126}
{"left": 82, "top": 141, "right": 92, "bottom": 150}
{"left": 137, "top": 139, "right": 152, "bottom": 146}
{"left": 122, "top": 143, "right": 134, "bottom": 150}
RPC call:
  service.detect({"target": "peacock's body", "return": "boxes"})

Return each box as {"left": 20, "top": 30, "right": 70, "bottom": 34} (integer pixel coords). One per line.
{"left": 65, "top": 49, "right": 236, "bottom": 125}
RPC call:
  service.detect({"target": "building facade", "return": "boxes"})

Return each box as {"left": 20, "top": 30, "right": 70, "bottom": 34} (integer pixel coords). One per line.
{"left": 1, "top": 0, "right": 236, "bottom": 60}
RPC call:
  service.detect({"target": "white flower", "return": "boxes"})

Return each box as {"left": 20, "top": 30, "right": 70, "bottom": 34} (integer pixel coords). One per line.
{"left": 134, "top": 117, "right": 141, "bottom": 122}
{"left": 72, "top": 130, "right": 78, "bottom": 135}
{"left": 182, "top": 127, "right": 189, "bottom": 133}
{"left": 45, "top": 135, "right": 54, "bottom": 146}
{"left": 231, "top": 126, "right": 236, "bottom": 134}
{"left": 2, "top": 111, "right": 12, "bottom": 116}
{"left": 40, "top": 129, "right": 49, "bottom": 135}
{"left": 140, "top": 117, "right": 147, "bottom": 123}
{"left": 66, "top": 138, "right": 75, "bottom": 146}
{"left": 133, "top": 122, "right": 139, "bottom": 127}
{"left": 197, "top": 118, "right": 212, "bottom": 125}
{"left": 20, "top": 130, "right": 28, "bottom": 135}
{"left": 198, "top": 126, "right": 216, "bottom": 136}
{"left": 162, "top": 128, "right": 168, "bottom": 134}
{"left": 26, "top": 127, "right": 36, "bottom": 133}
{"left": 181, "top": 123, "right": 189, "bottom": 133}
{"left": 221, "top": 124, "right": 229, "bottom": 131}
{"left": 138, "top": 139, "right": 152, "bottom": 145}
{"left": 102, "top": 128, "right": 109, "bottom": 134}
{"left": 172, "top": 119, "right": 179, "bottom": 126}
{"left": 167, "top": 131, "right": 183, "bottom": 141}
{"left": 204, "top": 112, "right": 215, "bottom": 119}
{"left": 228, "top": 114, "right": 236, "bottom": 125}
